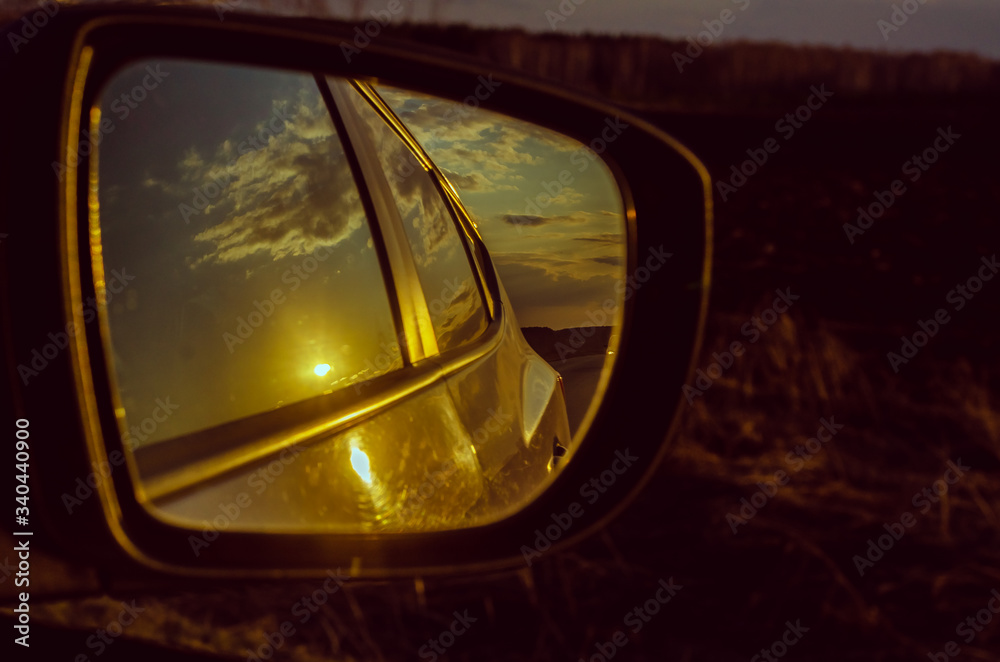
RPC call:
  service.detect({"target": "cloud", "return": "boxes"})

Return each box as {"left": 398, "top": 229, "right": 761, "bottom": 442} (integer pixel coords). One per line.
{"left": 488, "top": 259, "right": 620, "bottom": 329}
{"left": 493, "top": 251, "right": 596, "bottom": 280}
{"left": 545, "top": 187, "right": 585, "bottom": 206}
{"left": 503, "top": 214, "right": 545, "bottom": 227}
{"left": 334, "top": 82, "right": 477, "bottom": 269}
{"left": 590, "top": 255, "right": 624, "bottom": 266}
{"left": 374, "top": 83, "right": 592, "bottom": 192}
{"left": 501, "top": 212, "right": 590, "bottom": 227}
{"left": 489, "top": 236, "right": 624, "bottom": 294}
{"left": 574, "top": 233, "right": 625, "bottom": 245}
{"left": 441, "top": 168, "right": 517, "bottom": 193}
{"left": 433, "top": 276, "right": 487, "bottom": 349}
{"left": 184, "top": 88, "right": 366, "bottom": 266}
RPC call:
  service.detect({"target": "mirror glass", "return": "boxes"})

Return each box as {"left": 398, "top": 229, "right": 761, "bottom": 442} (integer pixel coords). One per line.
{"left": 89, "top": 58, "right": 625, "bottom": 534}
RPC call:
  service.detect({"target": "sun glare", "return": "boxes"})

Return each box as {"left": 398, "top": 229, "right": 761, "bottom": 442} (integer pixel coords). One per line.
{"left": 350, "top": 446, "right": 372, "bottom": 485}
{"left": 313, "top": 363, "right": 331, "bottom": 377}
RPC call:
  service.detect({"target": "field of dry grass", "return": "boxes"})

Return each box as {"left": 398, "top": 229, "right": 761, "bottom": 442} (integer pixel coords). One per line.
{"left": 21, "top": 304, "right": 999, "bottom": 661}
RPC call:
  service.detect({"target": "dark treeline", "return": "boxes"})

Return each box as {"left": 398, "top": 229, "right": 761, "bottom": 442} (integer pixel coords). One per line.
{"left": 5, "top": 3, "right": 998, "bottom": 110}
{"left": 386, "top": 24, "right": 1000, "bottom": 111}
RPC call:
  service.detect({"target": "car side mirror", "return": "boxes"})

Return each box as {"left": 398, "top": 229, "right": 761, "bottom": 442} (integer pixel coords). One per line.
{"left": 1, "top": 6, "right": 710, "bottom": 581}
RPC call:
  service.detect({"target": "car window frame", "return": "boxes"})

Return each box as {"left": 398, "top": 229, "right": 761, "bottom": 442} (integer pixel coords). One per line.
{"left": 338, "top": 80, "right": 498, "bottom": 358}
{"left": 324, "top": 75, "right": 440, "bottom": 363}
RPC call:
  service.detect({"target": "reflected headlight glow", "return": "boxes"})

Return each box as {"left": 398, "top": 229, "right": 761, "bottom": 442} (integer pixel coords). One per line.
{"left": 314, "top": 363, "right": 331, "bottom": 377}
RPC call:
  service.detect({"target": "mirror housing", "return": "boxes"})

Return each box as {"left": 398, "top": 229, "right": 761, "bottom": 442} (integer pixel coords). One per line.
{"left": 0, "top": 5, "right": 710, "bottom": 581}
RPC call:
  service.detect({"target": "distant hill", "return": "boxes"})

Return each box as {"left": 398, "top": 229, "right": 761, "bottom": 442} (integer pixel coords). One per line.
{"left": 521, "top": 326, "right": 612, "bottom": 364}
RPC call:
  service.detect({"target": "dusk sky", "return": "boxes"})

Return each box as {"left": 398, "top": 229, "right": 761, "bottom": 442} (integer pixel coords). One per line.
{"left": 49, "top": 0, "right": 1000, "bottom": 59}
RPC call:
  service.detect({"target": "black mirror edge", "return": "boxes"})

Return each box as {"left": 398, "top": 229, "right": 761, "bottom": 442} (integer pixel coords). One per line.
{"left": 0, "top": 5, "right": 711, "bottom": 585}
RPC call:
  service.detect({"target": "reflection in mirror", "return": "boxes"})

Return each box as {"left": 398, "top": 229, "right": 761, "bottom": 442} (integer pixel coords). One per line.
{"left": 375, "top": 85, "right": 627, "bottom": 437}
{"left": 90, "top": 59, "right": 626, "bottom": 535}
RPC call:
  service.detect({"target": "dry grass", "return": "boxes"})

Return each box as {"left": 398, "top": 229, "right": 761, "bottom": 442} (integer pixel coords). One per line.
{"left": 19, "top": 305, "right": 1000, "bottom": 661}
